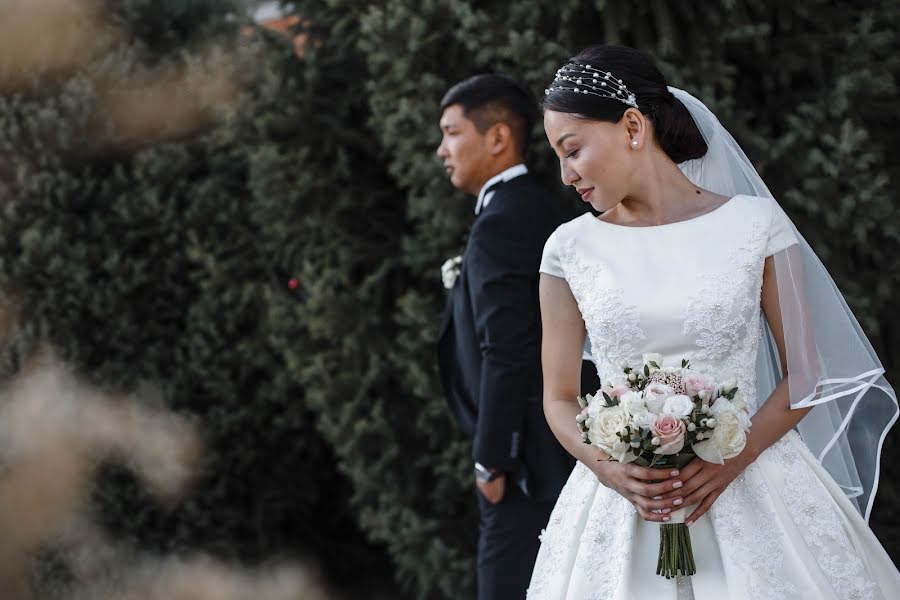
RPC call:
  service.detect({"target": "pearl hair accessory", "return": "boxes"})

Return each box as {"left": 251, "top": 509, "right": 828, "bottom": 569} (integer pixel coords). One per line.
{"left": 545, "top": 63, "right": 638, "bottom": 108}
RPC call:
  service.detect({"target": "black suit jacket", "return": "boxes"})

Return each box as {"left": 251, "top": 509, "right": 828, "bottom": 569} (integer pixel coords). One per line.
{"left": 437, "top": 173, "right": 574, "bottom": 502}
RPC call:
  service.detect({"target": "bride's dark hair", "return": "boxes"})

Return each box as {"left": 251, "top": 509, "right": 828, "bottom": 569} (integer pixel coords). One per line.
{"left": 543, "top": 45, "right": 707, "bottom": 164}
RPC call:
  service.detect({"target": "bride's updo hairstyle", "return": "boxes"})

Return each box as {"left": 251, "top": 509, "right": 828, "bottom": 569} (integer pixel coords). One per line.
{"left": 543, "top": 45, "right": 707, "bottom": 164}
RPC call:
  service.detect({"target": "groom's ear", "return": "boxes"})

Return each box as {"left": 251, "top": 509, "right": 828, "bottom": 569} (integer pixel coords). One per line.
{"left": 486, "top": 122, "right": 513, "bottom": 156}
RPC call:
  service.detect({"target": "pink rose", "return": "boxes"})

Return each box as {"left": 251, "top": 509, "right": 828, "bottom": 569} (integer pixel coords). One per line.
{"left": 609, "top": 383, "right": 630, "bottom": 398}
{"left": 683, "top": 373, "right": 715, "bottom": 405}
{"left": 601, "top": 382, "right": 631, "bottom": 400}
{"left": 651, "top": 414, "right": 686, "bottom": 455}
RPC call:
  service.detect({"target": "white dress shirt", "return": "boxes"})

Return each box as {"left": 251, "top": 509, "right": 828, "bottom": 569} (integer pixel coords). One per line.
{"left": 474, "top": 163, "right": 528, "bottom": 215}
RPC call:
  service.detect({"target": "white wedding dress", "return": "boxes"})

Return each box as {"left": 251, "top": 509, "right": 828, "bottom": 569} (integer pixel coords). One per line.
{"left": 528, "top": 194, "right": 900, "bottom": 600}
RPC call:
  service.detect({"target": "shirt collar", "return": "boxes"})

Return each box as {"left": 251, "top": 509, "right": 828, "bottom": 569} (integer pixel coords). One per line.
{"left": 475, "top": 163, "right": 528, "bottom": 215}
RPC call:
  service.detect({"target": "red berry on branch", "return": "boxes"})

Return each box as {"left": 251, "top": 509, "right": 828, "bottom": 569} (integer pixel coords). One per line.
{"left": 288, "top": 278, "right": 299, "bottom": 290}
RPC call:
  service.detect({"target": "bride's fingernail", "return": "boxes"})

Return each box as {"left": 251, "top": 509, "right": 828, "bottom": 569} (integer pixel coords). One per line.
{"left": 662, "top": 508, "right": 671, "bottom": 514}
{"left": 663, "top": 516, "right": 670, "bottom": 521}
{"left": 686, "top": 520, "right": 694, "bottom": 527}
{"left": 670, "top": 470, "right": 680, "bottom": 477}
{"left": 672, "top": 481, "right": 683, "bottom": 489}
{"left": 673, "top": 498, "right": 683, "bottom": 506}
{"left": 653, "top": 496, "right": 662, "bottom": 500}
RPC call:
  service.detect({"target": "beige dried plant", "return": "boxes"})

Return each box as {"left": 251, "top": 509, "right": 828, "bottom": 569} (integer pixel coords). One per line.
{"left": 0, "top": 353, "right": 201, "bottom": 598}
{"left": 0, "top": 0, "right": 120, "bottom": 92}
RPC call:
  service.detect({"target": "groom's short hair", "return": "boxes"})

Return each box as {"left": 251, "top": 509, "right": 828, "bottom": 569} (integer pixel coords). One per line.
{"left": 440, "top": 73, "right": 537, "bottom": 158}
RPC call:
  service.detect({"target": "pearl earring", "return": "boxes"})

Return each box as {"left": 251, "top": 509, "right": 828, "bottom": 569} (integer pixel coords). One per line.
{"left": 631, "top": 140, "right": 638, "bottom": 149}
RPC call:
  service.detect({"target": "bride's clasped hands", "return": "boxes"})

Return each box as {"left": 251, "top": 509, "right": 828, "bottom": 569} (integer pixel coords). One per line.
{"left": 589, "top": 448, "right": 753, "bottom": 526}
{"left": 587, "top": 453, "right": 686, "bottom": 523}
{"left": 655, "top": 454, "right": 752, "bottom": 526}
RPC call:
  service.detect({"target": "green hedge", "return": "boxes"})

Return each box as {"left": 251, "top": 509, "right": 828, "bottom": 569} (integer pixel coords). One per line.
{"left": 0, "top": 1, "right": 396, "bottom": 596}
{"left": 0, "top": 1, "right": 896, "bottom": 598}
{"left": 309, "top": 1, "right": 900, "bottom": 595}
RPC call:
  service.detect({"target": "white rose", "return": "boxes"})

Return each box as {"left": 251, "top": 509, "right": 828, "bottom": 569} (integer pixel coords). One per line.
{"left": 631, "top": 410, "right": 658, "bottom": 430}
{"left": 693, "top": 410, "right": 747, "bottom": 463}
{"left": 643, "top": 383, "right": 675, "bottom": 414}
{"left": 619, "top": 390, "right": 646, "bottom": 416}
{"left": 587, "top": 405, "right": 638, "bottom": 463}
{"left": 662, "top": 394, "right": 694, "bottom": 418}
{"left": 712, "top": 410, "right": 747, "bottom": 459}
{"left": 710, "top": 397, "right": 737, "bottom": 417}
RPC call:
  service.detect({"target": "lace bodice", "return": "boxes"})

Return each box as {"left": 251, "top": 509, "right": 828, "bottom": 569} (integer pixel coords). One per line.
{"left": 540, "top": 195, "right": 797, "bottom": 413}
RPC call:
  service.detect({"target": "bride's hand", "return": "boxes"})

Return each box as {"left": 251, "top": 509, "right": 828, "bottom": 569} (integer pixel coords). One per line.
{"left": 658, "top": 454, "right": 752, "bottom": 525}
{"left": 589, "top": 459, "right": 686, "bottom": 523}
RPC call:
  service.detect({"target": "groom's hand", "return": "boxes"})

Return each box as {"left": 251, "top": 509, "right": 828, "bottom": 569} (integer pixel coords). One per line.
{"left": 475, "top": 473, "right": 506, "bottom": 504}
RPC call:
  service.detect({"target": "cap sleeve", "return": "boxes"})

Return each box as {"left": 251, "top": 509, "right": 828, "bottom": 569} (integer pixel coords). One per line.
{"left": 540, "top": 228, "right": 565, "bottom": 278}
{"left": 766, "top": 197, "right": 799, "bottom": 257}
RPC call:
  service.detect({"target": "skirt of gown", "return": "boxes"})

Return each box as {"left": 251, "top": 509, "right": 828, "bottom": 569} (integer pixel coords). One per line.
{"left": 527, "top": 431, "right": 900, "bottom": 600}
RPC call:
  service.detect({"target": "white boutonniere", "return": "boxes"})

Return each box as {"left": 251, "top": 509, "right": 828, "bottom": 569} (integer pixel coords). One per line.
{"left": 441, "top": 255, "right": 462, "bottom": 289}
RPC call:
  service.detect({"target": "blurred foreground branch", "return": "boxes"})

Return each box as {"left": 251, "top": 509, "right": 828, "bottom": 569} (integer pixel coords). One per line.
{"left": 0, "top": 353, "right": 334, "bottom": 599}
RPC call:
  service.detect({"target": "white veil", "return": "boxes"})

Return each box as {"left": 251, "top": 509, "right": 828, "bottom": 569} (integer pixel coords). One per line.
{"left": 670, "top": 86, "right": 899, "bottom": 521}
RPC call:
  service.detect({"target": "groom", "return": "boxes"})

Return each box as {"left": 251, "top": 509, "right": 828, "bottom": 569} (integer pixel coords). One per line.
{"left": 436, "top": 73, "right": 599, "bottom": 599}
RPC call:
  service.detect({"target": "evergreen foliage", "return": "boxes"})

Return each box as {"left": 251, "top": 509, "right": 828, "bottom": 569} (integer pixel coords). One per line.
{"left": 0, "top": 0, "right": 397, "bottom": 595}
{"left": 0, "top": 1, "right": 896, "bottom": 598}
{"left": 326, "top": 1, "right": 900, "bottom": 595}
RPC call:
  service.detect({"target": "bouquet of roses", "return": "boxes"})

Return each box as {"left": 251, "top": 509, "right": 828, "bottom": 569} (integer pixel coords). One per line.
{"left": 576, "top": 353, "right": 751, "bottom": 578}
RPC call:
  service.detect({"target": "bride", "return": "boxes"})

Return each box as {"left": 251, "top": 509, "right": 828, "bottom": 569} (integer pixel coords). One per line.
{"left": 528, "top": 45, "right": 900, "bottom": 599}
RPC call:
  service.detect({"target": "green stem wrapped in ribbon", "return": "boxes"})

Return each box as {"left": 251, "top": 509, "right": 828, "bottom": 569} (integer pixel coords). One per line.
{"left": 656, "top": 509, "right": 697, "bottom": 578}
{"left": 636, "top": 454, "right": 697, "bottom": 579}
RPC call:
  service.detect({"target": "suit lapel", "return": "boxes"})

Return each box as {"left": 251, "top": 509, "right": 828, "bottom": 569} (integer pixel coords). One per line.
{"left": 439, "top": 176, "right": 518, "bottom": 343}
